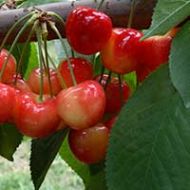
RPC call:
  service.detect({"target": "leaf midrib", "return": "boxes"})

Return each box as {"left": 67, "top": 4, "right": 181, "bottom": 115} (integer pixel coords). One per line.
{"left": 144, "top": 1, "right": 190, "bottom": 38}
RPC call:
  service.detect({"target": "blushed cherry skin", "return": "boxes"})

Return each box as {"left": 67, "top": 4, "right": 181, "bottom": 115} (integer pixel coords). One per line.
{"left": 69, "top": 123, "right": 109, "bottom": 164}
{"left": 13, "top": 92, "right": 60, "bottom": 138}
{"left": 136, "top": 33, "right": 172, "bottom": 82}
{"left": 27, "top": 68, "right": 62, "bottom": 95}
{"left": 96, "top": 74, "right": 131, "bottom": 114}
{"left": 0, "top": 49, "right": 16, "bottom": 83}
{"left": 100, "top": 28, "right": 143, "bottom": 74}
{"left": 6, "top": 74, "right": 32, "bottom": 93}
{"left": 0, "top": 83, "right": 16, "bottom": 123}
{"left": 56, "top": 80, "right": 106, "bottom": 130}
{"left": 58, "top": 58, "right": 93, "bottom": 87}
{"left": 66, "top": 6, "right": 112, "bottom": 55}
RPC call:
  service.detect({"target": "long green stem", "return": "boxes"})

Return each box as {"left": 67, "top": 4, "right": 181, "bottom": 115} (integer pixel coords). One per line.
{"left": 128, "top": 0, "right": 136, "bottom": 28}
{"left": 42, "top": 22, "right": 53, "bottom": 97}
{"left": 40, "top": 36, "right": 67, "bottom": 89}
{"left": 45, "top": 50, "right": 67, "bottom": 89}
{"left": 36, "top": 26, "right": 44, "bottom": 102}
{"left": 15, "top": 20, "right": 38, "bottom": 83}
{"left": 0, "top": 14, "right": 37, "bottom": 81}
{"left": 48, "top": 11, "right": 65, "bottom": 25}
{"left": 0, "top": 11, "right": 34, "bottom": 51}
{"left": 48, "top": 21, "right": 77, "bottom": 86}
{"left": 97, "top": 0, "right": 105, "bottom": 10}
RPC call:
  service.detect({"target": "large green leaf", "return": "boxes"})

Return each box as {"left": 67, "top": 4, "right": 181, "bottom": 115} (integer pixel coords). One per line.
{"left": 0, "top": 123, "right": 23, "bottom": 161}
{"left": 143, "top": 0, "right": 190, "bottom": 38}
{"left": 106, "top": 65, "right": 190, "bottom": 190}
{"left": 59, "top": 135, "right": 107, "bottom": 190}
{"left": 170, "top": 21, "right": 190, "bottom": 108}
{"left": 30, "top": 129, "right": 68, "bottom": 190}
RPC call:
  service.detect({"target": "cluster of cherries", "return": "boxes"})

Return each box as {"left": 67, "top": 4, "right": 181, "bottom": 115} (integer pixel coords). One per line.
{"left": 0, "top": 6, "right": 176, "bottom": 164}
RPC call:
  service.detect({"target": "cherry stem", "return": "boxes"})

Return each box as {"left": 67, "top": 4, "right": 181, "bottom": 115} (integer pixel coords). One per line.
{"left": 71, "top": 49, "right": 75, "bottom": 58}
{"left": 46, "top": 51, "right": 67, "bottom": 89}
{"left": 97, "top": 0, "right": 105, "bottom": 10}
{"left": 128, "top": 0, "right": 136, "bottom": 28}
{"left": 15, "top": 20, "right": 38, "bottom": 84}
{"left": 36, "top": 25, "right": 45, "bottom": 102}
{"left": 0, "top": 11, "right": 34, "bottom": 51}
{"left": 47, "top": 12, "right": 77, "bottom": 86}
{"left": 42, "top": 22, "right": 53, "bottom": 97}
{"left": 99, "top": 64, "right": 105, "bottom": 83}
{"left": 92, "top": 54, "right": 96, "bottom": 73}
{"left": 48, "top": 21, "right": 77, "bottom": 86}
{"left": 0, "top": 13, "right": 38, "bottom": 81}
{"left": 104, "top": 71, "right": 112, "bottom": 89}
{"left": 48, "top": 11, "right": 66, "bottom": 25}
{"left": 118, "top": 74, "right": 124, "bottom": 108}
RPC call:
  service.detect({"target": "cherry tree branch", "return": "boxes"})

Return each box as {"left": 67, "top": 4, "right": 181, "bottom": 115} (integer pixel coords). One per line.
{"left": 0, "top": 0, "right": 156, "bottom": 44}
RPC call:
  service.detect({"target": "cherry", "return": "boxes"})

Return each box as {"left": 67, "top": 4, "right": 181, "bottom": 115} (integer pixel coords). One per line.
{"left": 13, "top": 92, "right": 60, "bottom": 138}
{"left": 6, "top": 74, "right": 32, "bottom": 93}
{"left": 27, "top": 68, "right": 62, "bottom": 95}
{"left": 96, "top": 74, "right": 131, "bottom": 113}
{"left": 0, "top": 83, "right": 16, "bottom": 123}
{"left": 56, "top": 80, "right": 105, "bottom": 130}
{"left": 100, "top": 28, "right": 143, "bottom": 74}
{"left": 0, "top": 49, "right": 16, "bottom": 83}
{"left": 66, "top": 6, "right": 112, "bottom": 55}
{"left": 58, "top": 57, "right": 93, "bottom": 87}
{"left": 136, "top": 34, "right": 172, "bottom": 82}
{"left": 69, "top": 123, "right": 109, "bottom": 164}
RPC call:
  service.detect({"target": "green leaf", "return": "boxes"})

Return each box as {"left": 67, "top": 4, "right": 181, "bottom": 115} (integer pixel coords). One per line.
{"left": 0, "top": 123, "right": 23, "bottom": 161}
{"left": 170, "top": 21, "right": 190, "bottom": 108}
{"left": 123, "top": 72, "right": 137, "bottom": 93}
{"left": 30, "top": 129, "right": 68, "bottom": 190}
{"left": 23, "top": 43, "right": 39, "bottom": 80}
{"left": 59, "top": 135, "right": 107, "bottom": 190}
{"left": 106, "top": 64, "right": 190, "bottom": 190}
{"left": 143, "top": 0, "right": 190, "bottom": 38}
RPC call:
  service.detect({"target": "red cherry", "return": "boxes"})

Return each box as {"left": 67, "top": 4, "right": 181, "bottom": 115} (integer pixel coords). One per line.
{"left": 27, "top": 68, "right": 62, "bottom": 95}
{"left": 56, "top": 80, "right": 106, "bottom": 130}
{"left": 136, "top": 34, "right": 172, "bottom": 82}
{"left": 58, "top": 58, "right": 93, "bottom": 87}
{"left": 140, "top": 35, "right": 171, "bottom": 70}
{"left": 100, "top": 28, "right": 143, "bottom": 74}
{"left": 69, "top": 123, "right": 109, "bottom": 164}
{"left": 136, "top": 65, "right": 150, "bottom": 82}
{"left": 13, "top": 92, "right": 60, "bottom": 138}
{"left": 6, "top": 74, "right": 32, "bottom": 93}
{"left": 0, "top": 49, "right": 16, "bottom": 83}
{"left": 66, "top": 6, "right": 112, "bottom": 55}
{"left": 13, "top": 79, "right": 32, "bottom": 93}
{"left": 96, "top": 74, "right": 131, "bottom": 113}
{"left": 0, "top": 83, "right": 16, "bottom": 123}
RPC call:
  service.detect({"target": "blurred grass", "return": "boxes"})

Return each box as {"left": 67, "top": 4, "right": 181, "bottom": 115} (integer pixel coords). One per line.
{"left": 0, "top": 141, "right": 84, "bottom": 190}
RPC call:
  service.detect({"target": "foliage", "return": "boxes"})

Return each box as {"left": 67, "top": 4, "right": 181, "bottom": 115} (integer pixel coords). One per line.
{"left": 170, "top": 21, "right": 190, "bottom": 108}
